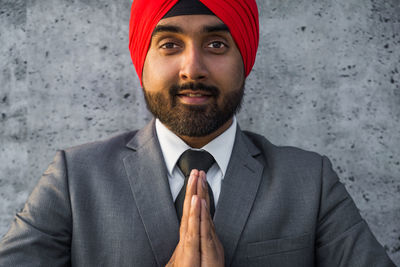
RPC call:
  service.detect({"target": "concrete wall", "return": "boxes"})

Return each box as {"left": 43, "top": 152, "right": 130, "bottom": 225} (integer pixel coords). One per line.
{"left": 1, "top": 0, "right": 399, "bottom": 263}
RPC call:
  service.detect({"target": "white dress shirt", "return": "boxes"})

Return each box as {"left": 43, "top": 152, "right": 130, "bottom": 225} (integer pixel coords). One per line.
{"left": 155, "top": 117, "right": 237, "bottom": 207}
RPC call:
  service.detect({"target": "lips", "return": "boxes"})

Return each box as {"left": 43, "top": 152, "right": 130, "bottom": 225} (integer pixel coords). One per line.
{"left": 181, "top": 93, "right": 208, "bottom": 97}
{"left": 177, "top": 90, "right": 213, "bottom": 105}
{"left": 178, "top": 91, "right": 212, "bottom": 97}
{"left": 169, "top": 83, "right": 220, "bottom": 106}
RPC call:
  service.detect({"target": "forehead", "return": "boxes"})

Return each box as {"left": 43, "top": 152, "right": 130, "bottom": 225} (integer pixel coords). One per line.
{"left": 153, "top": 14, "right": 230, "bottom": 36}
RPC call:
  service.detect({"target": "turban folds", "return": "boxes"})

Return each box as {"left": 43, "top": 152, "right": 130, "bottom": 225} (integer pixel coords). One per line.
{"left": 129, "top": 0, "right": 259, "bottom": 84}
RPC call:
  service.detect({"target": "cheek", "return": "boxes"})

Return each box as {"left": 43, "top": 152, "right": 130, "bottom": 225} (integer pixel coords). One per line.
{"left": 207, "top": 55, "right": 244, "bottom": 89}
{"left": 231, "top": 51, "right": 245, "bottom": 81}
{"left": 142, "top": 52, "right": 179, "bottom": 92}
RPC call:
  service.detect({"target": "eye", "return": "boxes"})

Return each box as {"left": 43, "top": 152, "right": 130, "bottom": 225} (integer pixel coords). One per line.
{"left": 160, "top": 42, "right": 180, "bottom": 49}
{"left": 207, "top": 41, "right": 227, "bottom": 49}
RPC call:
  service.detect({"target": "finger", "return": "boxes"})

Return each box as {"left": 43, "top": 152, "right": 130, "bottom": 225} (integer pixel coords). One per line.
{"left": 180, "top": 170, "right": 199, "bottom": 236}
{"left": 203, "top": 171, "right": 211, "bottom": 211}
{"left": 184, "top": 195, "right": 201, "bottom": 261}
{"left": 197, "top": 171, "right": 207, "bottom": 203}
{"left": 200, "top": 198, "right": 217, "bottom": 252}
{"left": 199, "top": 171, "right": 211, "bottom": 211}
{"left": 200, "top": 199, "right": 225, "bottom": 265}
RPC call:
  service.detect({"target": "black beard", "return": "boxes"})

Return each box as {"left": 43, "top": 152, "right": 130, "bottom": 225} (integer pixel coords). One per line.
{"left": 143, "top": 82, "right": 244, "bottom": 137}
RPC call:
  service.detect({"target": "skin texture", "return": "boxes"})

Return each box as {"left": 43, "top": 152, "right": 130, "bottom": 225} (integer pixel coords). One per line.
{"left": 142, "top": 15, "right": 245, "bottom": 148}
{"left": 166, "top": 170, "right": 224, "bottom": 267}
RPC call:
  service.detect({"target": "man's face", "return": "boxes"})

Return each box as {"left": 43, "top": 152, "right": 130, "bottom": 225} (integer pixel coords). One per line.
{"left": 142, "top": 15, "right": 245, "bottom": 137}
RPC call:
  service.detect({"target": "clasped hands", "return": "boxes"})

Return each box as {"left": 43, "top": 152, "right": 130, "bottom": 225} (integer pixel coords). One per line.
{"left": 167, "top": 170, "right": 225, "bottom": 267}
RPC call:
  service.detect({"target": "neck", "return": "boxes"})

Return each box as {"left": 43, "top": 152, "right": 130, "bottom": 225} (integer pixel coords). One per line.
{"left": 176, "top": 118, "right": 233, "bottom": 149}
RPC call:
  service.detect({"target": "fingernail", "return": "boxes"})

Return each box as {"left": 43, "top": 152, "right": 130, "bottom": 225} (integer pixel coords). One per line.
{"left": 202, "top": 171, "right": 207, "bottom": 181}
{"left": 201, "top": 199, "right": 206, "bottom": 208}
{"left": 192, "top": 195, "right": 197, "bottom": 205}
{"left": 202, "top": 176, "right": 206, "bottom": 189}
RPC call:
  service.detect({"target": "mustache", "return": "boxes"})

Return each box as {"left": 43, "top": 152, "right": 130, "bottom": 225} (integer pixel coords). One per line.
{"left": 169, "top": 82, "right": 220, "bottom": 97}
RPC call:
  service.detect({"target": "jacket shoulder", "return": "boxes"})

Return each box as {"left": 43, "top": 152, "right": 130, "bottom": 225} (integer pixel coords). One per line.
{"left": 242, "top": 130, "right": 324, "bottom": 169}
{"left": 62, "top": 130, "right": 139, "bottom": 163}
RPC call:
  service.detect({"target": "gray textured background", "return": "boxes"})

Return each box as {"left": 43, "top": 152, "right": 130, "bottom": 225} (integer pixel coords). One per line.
{"left": 1, "top": 0, "right": 399, "bottom": 264}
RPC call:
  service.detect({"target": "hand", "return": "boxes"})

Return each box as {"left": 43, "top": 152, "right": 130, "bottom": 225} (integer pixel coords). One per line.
{"left": 166, "top": 170, "right": 201, "bottom": 267}
{"left": 166, "top": 170, "right": 224, "bottom": 267}
{"left": 198, "top": 171, "right": 225, "bottom": 267}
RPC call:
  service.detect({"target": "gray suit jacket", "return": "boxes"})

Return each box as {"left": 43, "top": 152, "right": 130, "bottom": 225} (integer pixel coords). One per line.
{"left": 0, "top": 120, "right": 395, "bottom": 266}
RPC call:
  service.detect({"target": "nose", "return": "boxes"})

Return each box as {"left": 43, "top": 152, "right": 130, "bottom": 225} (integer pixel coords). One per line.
{"left": 179, "top": 44, "right": 208, "bottom": 82}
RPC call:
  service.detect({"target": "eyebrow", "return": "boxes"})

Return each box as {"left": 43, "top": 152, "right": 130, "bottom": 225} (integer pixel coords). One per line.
{"left": 152, "top": 25, "right": 184, "bottom": 37}
{"left": 202, "top": 24, "right": 230, "bottom": 33}
{"left": 151, "top": 23, "right": 230, "bottom": 38}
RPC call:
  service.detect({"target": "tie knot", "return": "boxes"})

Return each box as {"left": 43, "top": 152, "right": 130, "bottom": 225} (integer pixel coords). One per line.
{"left": 177, "top": 150, "right": 215, "bottom": 177}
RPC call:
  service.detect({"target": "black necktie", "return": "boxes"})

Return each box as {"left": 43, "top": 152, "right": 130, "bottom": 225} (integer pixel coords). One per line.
{"left": 175, "top": 150, "right": 216, "bottom": 223}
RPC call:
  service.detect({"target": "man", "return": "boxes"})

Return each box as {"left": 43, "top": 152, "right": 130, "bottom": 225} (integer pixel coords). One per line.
{"left": 0, "top": 0, "right": 396, "bottom": 266}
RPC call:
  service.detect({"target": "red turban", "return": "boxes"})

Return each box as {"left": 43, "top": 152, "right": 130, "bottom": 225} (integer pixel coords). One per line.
{"left": 129, "top": 0, "right": 259, "bottom": 85}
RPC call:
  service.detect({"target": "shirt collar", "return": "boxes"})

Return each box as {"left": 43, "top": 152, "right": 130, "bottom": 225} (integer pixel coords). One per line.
{"left": 155, "top": 117, "right": 237, "bottom": 177}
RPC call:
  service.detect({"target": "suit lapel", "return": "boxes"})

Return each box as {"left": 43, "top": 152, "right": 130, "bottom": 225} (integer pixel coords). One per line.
{"left": 214, "top": 127, "right": 265, "bottom": 266}
{"left": 123, "top": 120, "right": 179, "bottom": 266}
